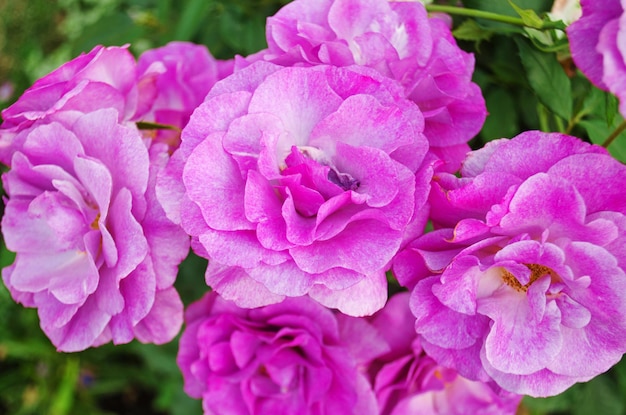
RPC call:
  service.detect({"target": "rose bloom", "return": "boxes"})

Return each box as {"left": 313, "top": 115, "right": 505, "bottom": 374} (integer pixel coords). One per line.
{"left": 0, "top": 46, "right": 139, "bottom": 165}
{"left": 394, "top": 131, "right": 626, "bottom": 396}
{"left": 567, "top": 0, "right": 626, "bottom": 115}
{"left": 245, "top": 0, "right": 486, "bottom": 172}
{"left": 1, "top": 109, "right": 189, "bottom": 351}
{"left": 339, "top": 293, "right": 522, "bottom": 415}
{"left": 0, "top": 43, "right": 231, "bottom": 163}
{"left": 159, "top": 61, "right": 432, "bottom": 316}
{"left": 177, "top": 291, "right": 378, "bottom": 415}
{"left": 0, "top": 45, "right": 195, "bottom": 351}
{"left": 135, "top": 41, "right": 234, "bottom": 151}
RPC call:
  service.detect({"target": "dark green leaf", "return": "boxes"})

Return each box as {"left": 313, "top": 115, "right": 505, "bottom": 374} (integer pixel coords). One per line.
{"left": 515, "top": 37, "right": 572, "bottom": 120}
{"left": 522, "top": 391, "right": 573, "bottom": 414}
{"left": 452, "top": 19, "right": 494, "bottom": 46}
{"left": 581, "top": 118, "right": 626, "bottom": 162}
{"left": 607, "top": 92, "right": 619, "bottom": 126}
{"left": 480, "top": 88, "right": 519, "bottom": 141}
{"left": 72, "top": 12, "right": 143, "bottom": 56}
{"left": 174, "top": 0, "right": 214, "bottom": 41}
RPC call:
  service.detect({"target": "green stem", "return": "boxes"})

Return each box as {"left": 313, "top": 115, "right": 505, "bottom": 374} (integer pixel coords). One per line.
{"left": 425, "top": 4, "right": 563, "bottom": 30}
{"left": 554, "top": 115, "right": 565, "bottom": 133}
{"left": 537, "top": 103, "right": 550, "bottom": 132}
{"left": 565, "top": 109, "right": 590, "bottom": 135}
{"left": 602, "top": 120, "right": 626, "bottom": 148}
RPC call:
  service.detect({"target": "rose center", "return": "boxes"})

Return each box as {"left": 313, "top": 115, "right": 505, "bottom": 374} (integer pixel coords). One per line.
{"left": 298, "top": 146, "right": 359, "bottom": 191}
{"left": 501, "top": 264, "right": 560, "bottom": 292}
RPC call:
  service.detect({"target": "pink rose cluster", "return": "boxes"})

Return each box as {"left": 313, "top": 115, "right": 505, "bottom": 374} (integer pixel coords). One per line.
{"left": 177, "top": 291, "right": 522, "bottom": 415}
{"left": 2, "top": 0, "right": 626, "bottom": 413}
{"left": 0, "top": 42, "right": 229, "bottom": 351}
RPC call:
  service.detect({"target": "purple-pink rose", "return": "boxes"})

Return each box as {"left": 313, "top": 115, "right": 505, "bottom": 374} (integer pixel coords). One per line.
{"left": 177, "top": 291, "right": 378, "bottom": 415}
{"left": 0, "top": 45, "right": 139, "bottom": 165}
{"left": 340, "top": 292, "right": 522, "bottom": 415}
{"left": 135, "top": 41, "right": 234, "bottom": 151}
{"left": 160, "top": 61, "right": 432, "bottom": 316}
{"left": 253, "top": 0, "right": 486, "bottom": 172}
{"left": 395, "top": 131, "right": 626, "bottom": 396}
{"left": 567, "top": 0, "right": 626, "bottom": 116}
{"left": 0, "top": 43, "right": 231, "bottom": 164}
{"left": 1, "top": 108, "right": 189, "bottom": 352}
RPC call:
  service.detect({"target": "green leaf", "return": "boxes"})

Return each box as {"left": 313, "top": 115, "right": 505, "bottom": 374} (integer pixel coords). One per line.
{"left": 522, "top": 391, "right": 573, "bottom": 414}
{"left": 572, "top": 376, "right": 624, "bottom": 415}
{"left": 49, "top": 358, "right": 80, "bottom": 415}
{"left": 136, "top": 121, "right": 180, "bottom": 131}
{"left": 515, "top": 37, "right": 572, "bottom": 120}
{"left": 71, "top": 12, "right": 143, "bottom": 56}
{"left": 452, "top": 19, "right": 493, "bottom": 46}
{"left": 607, "top": 92, "right": 619, "bottom": 126}
{"left": 581, "top": 118, "right": 626, "bottom": 162}
{"left": 508, "top": 0, "right": 543, "bottom": 28}
{"left": 174, "top": 0, "right": 214, "bottom": 41}
{"left": 480, "top": 88, "right": 519, "bottom": 141}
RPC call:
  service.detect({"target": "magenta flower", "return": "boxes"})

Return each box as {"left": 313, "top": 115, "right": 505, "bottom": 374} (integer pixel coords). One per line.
{"left": 250, "top": 0, "right": 486, "bottom": 172}
{"left": 340, "top": 293, "right": 522, "bottom": 415}
{"left": 161, "top": 61, "right": 432, "bottom": 316}
{"left": 0, "top": 43, "right": 232, "bottom": 164}
{"left": 395, "top": 131, "right": 626, "bottom": 396}
{"left": 177, "top": 291, "right": 378, "bottom": 415}
{"left": 1, "top": 109, "right": 189, "bottom": 352}
{"left": 0, "top": 45, "right": 139, "bottom": 165}
{"left": 135, "top": 41, "right": 234, "bottom": 151}
{"left": 567, "top": 0, "right": 626, "bottom": 115}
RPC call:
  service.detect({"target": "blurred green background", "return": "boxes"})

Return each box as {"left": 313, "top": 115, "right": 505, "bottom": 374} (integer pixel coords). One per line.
{"left": 1, "top": 0, "right": 626, "bottom": 414}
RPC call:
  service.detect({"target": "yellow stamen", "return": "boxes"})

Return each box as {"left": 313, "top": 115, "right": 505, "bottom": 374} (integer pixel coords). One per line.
{"left": 501, "top": 264, "right": 560, "bottom": 292}
{"left": 90, "top": 213, "right": 101, "bottom": 230}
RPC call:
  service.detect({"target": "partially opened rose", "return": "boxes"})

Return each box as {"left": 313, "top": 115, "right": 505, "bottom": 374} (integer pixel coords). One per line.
{"left": 159, "top": 61, "right": 432, "bottom": 316}
{"left": 0, "top": 45, "right": 139, "bottom": 165}
{"left": 1, "top": 109, "right": 189, "bottom": 352}
{"left": 568, "top": 0, "right": 626, "bottom": 116}
{"left": 177, "top": 291, "right": 378, "bottom": 415}
{"left": 135, "top": 41, "right": 234, "bottom": 151}
{"left": 395, "top": 131, "right": 626, "bottom": 396}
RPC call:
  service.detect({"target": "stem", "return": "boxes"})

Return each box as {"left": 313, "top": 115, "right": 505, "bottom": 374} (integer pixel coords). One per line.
{"left": 425, "top": 4, "right": 564, "bottom": 30}
{"left": 602, "top": 120, "right": 626, "bottom": 148}
{"left": 537, "top": 103, "right": 550, "bottom": 132}
{"left": 565, "top": 109, "right": 590, "bottom": 135}
{"left": 554, "top": 115, "right": 565, "bottom": 133}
